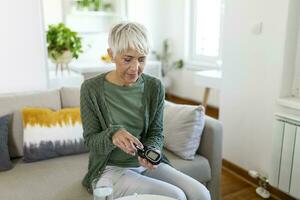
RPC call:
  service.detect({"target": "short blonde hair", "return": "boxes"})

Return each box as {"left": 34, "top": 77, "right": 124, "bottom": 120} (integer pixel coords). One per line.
{"left": 108, "top": 22, "right": 150, "bottom": 57}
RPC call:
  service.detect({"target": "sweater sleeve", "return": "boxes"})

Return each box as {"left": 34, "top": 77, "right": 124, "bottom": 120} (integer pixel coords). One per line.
{"left": 143, "top": 81, "right": 165, "bottom": 151}
{"left": 80, "top": 82, "right": 120, "bottom": 154}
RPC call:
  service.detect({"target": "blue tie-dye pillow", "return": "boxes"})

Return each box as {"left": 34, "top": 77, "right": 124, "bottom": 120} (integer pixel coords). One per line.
{"left": 22, "top": 107, "right": 89, "bottom": 162}
{"left": 0, "top": 114, "right": 13, "bottom": 171}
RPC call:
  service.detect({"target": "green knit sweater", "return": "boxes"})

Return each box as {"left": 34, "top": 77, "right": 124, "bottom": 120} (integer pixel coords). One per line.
{"left": 80, "top": 72, "right": 165, "bottom": 192}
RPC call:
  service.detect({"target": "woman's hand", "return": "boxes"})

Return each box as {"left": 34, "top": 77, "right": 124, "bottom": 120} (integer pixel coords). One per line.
{"left": 138, "top": 156, "right": 158, "bottom": 170}
{"left": 112, "top": 129, "right": 143, "bottom": 156}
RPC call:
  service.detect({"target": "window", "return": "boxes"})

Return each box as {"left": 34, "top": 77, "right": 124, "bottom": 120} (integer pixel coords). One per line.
{"left": 189, "top": 0, "right": 223, "bottom": 66}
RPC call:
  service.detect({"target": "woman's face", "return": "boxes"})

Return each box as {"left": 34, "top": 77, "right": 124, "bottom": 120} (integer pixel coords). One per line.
{"left": 109, "top": 48, "right": 146, "bottom": 85}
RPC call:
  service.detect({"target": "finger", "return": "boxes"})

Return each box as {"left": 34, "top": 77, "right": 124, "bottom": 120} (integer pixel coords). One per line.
{"left": 138, "top": 156, "right": 143, "bottom": 162}
{"left": 151, "top": 163, "right": 158, "bottom": 169}
{"left": 128, "top": 150, "right": 136, "bottom": 156}
{"left": 143, "top": 158, "right": 150, "bottom": 168}
{"left": 112, "top": 137, "right": 119, "bottom": 146}
{"left": 124, "top": 146, "right": 135, "bottom": 155}
{"left": 138, "top": 157, "right": 144, "bottom": 165}
{"left": 125, "top": 134, "right": 142, "bottom": 148}
{"left": 124, "top": 139, "right": 136, "bottom": 155}
{"left": 138, "top": 157, "right": 146, "bottom": 168}
{"left": 117, "top": 141, "right": 129, "bottom": 153}
{"left": 129, "top": 141, "right": 138, "bottom": 152}
{"left": 113, "top": 138, "right": 120, "bottom": 147}
{"left": 144, "top": 159, "right": 155, "bottom": 170}
{"left": 149, "top": 164, "right": 156, "bottom": 170}
{"left": 113, "top": 133, "right": 127, "bottom": 146}
{"left": 122, "top": 131, "right": 143, "bottom": 149}
{"left": 113, "top": 131, "right": 136, "bottom": 155}
{"left": 146, "top": 160, "right": 154, "bottom": 170}
{"left": 139, "top": 157, "right": 147, "bottom": 166}
{"left": 132, "top": 137, "right": 143, "bottom": 149}
{"left": 141, "top": 159, "right": 149, "bottom": 169}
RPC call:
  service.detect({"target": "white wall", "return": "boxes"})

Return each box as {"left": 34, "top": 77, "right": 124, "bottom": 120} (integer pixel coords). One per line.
{"left": 42, "top": 0, "right": 63, "bottom": 30}
{"left": 127, "top": 0, "right": 220, "bottom": 107}
{"left": 127, "top": 0, "right": 184, "bottom": 60}
{"left": 220, "top": 0, "right": 290, "bottom": 177}
{"left": 0, "top": 1, "right": 48, "bottom": 94}
{"left": 128, "top": 0, "right": 299, "bottom": 187}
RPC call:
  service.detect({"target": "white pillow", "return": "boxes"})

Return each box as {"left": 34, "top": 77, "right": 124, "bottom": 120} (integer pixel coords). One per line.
{"left": 163, "top": 101, "right": 205, "bottom": 160}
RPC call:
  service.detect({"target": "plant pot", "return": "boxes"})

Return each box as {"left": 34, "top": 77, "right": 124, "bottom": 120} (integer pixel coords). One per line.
{"left": 49, "top": 51, "right": 73, "bottom": 76}
{"left": 50, "top": 50, "right": 72, "bottom": 65}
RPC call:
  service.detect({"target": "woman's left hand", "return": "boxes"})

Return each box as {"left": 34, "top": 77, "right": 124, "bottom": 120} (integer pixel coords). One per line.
{"left": 138, "top": 156, "right": 157, "bottom": 170}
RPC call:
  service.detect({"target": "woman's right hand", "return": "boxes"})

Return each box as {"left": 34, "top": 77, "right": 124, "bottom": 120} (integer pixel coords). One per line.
{"left": 112, "top": 129, "right": 143, "bottom": 156}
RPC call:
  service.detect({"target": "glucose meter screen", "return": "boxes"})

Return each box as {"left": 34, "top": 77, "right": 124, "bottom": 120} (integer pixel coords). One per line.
{"left": 148, "top": 151, "right": 158, "bottom": 160}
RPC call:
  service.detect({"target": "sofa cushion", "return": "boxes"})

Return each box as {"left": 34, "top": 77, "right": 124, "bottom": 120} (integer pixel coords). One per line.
{"left": 0, "top": 114, "right": 13, "bottom": 171}
{"left": 163, "top": 149, "right": 211, "bottom": 183}
{"left": 0, "top": 153, "right": 90, "bottom": 200}
{"left": 22, "top": 107, "right": 88, "bottom": 162}
{"left": 60, "top": 87, "right": 80, "bottom": 108}
{"left": 0, "top": 89, "right": 61, "bottom": 158}
{"left": 163, "top": 101, "right": 205, "bottom": 160}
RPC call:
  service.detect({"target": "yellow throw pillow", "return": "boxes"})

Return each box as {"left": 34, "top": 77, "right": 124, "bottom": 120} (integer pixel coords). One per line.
{"left": 22, "top": 107, "right": 88, "bottom": 162}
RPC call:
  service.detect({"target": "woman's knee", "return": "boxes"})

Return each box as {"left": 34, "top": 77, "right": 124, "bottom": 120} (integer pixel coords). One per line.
{"left": 165, "top": 185, "right": 187, "bottom": 200}
{"left": 150, "top": 183, "right": 186, "bottom": 200}
{"left": 185, "top": 183, "right": 211, "bottom": 200}
{"left": 197, "top": 187, "right": 211, "bottom": 200}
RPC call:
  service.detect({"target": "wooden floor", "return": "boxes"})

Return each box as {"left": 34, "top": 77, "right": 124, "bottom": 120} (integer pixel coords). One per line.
{"left": 222, "top": 168, "right": 277, "bottom": 200}
{"left": 165, "top": 94, "right": 276, "bottom": 200}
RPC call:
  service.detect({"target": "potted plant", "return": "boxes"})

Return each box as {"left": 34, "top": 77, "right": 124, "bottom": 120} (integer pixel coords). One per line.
{"left": 152, "top": 39, "right": 184, "bottom": 76}
{"left": 76, "top": 0, "right": 103, "bottom": 11}
{"left": 47, "top": 23, "right": 82, "bottom": 75}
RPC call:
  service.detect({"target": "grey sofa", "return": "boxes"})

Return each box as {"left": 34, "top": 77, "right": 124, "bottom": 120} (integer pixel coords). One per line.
{"left": 0, "top": 87, "right": 222, "bottom": 200}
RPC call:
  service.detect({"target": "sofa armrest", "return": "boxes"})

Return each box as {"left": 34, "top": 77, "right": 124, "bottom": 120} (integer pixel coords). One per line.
{"left": 197, "top": 115, "right": 223, "bottom": 200}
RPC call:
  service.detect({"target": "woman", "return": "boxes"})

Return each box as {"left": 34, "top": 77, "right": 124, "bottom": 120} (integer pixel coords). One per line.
{"left": 80, "top": 22, "right": 211, "bottom": 200}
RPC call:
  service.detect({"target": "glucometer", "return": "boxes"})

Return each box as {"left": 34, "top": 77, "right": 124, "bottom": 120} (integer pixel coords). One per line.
{"left": 135, "top": 145, "right": 162, "bottom": 165}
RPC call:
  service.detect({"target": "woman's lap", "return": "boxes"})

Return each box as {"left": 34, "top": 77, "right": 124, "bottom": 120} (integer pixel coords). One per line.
{"left": 95, "top": 164, "right": 210, "bottom": 200}
{"left": 143, "top": 163, "right": 211, "bottom": 200}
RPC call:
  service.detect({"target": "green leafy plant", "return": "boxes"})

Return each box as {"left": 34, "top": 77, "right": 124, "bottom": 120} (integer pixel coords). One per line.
{"left": 76, "top": 0, "right": 103, "bottom": 11}
{"left": 46, "top": 23, "right": 82, "bottom": 60}
{"left": 152, "top": 39, "right": 184, "bottom": 76}
{"left": 174, "top": 59, "right": 184, "bottom": 69}
{"left": 102, "top": 3, "right": 113, "bottom": 11}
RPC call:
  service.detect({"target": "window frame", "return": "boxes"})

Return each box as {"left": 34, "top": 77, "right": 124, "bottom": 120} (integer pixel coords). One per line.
{"left": 188, "top": 0, "right": 224, "bottom": 68}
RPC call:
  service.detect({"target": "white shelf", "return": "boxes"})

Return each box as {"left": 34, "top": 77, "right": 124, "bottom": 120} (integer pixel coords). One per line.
{"left": 70, "top": 10, "right": 121, "bottom": 18}
{"left": 277, "top": 96, "right": 300, "bottom": 110}
{"left": 65, "top": 10, "right": 122, "bottom": 33}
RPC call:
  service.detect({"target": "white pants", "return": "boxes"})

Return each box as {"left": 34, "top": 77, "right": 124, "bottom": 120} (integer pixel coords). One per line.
{"left": 95, "top": 163, "right": 211, "bottom": 200}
